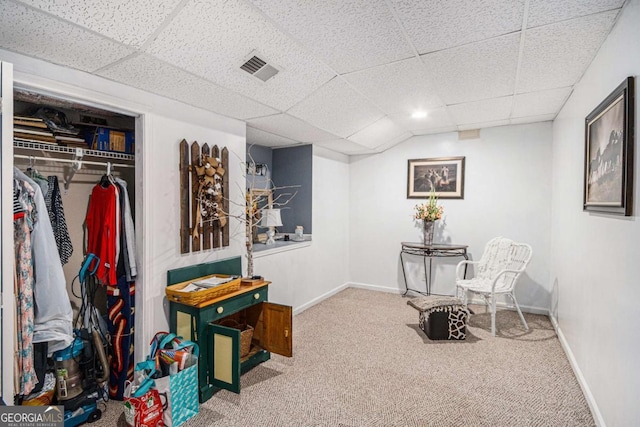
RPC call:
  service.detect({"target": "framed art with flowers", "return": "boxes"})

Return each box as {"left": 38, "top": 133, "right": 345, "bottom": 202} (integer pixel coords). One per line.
{"left": 407, "top": 156, "right": 465, "bottom": 199}
{"left": 583, "top": 76, "right": 635, "bottom": 216}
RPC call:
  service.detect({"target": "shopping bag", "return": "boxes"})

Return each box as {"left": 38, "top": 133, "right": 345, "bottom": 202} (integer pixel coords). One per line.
{"left": 147, "top": 333, "right": 199, "bottom": 427}
{"left": 123, "top": 377, "right": 165, "bottom": 427}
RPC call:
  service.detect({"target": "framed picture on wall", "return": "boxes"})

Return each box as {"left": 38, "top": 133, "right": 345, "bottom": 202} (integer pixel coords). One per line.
{"left": 583, "top": 76, "right": 635, "bottom": 216}
{"left": 407, "top": 157, "right": 465, "bottom": 199}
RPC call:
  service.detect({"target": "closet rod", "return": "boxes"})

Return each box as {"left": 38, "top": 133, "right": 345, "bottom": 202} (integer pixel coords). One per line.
{"left": 13, "top": 154, "right": 134, "bottom": 169}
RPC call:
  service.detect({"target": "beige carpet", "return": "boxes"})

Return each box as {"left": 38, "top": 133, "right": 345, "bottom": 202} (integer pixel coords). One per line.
{"left": 95, "top": 288, "right": 594, "bottom": 426}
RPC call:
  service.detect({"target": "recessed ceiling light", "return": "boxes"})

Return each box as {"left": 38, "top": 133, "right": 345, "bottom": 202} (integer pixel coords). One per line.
{"left": 412, "top": 111, "right": 428, "bottom": 119}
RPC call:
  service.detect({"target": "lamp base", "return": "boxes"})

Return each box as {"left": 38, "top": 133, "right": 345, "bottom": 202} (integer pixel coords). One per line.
{"left": 265, "top": 229, "right": 276, "bottom": 245}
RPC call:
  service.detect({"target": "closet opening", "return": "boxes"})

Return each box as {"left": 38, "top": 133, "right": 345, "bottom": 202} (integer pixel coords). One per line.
{"left": 11, "top": 87, "right": 140, "bottom": 408}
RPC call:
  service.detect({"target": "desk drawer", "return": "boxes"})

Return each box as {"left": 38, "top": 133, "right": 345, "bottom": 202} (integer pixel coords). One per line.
{"left": 209, "top": 287, "right": 267, "bottom": 320}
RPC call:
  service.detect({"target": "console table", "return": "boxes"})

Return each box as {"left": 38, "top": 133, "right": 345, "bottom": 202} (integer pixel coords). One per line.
{"left": 400, "top": 242, "right": 469, "bottom": 296}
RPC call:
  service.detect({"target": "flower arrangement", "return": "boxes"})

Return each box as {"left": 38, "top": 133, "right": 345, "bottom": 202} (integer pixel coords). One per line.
{"left": 414, "top": 190, "right": 443, "bottom": 222}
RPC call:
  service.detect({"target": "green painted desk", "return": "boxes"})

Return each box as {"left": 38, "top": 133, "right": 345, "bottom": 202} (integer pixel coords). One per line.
{"left": 167, "top": 258, "right": 292, "bottom": 403}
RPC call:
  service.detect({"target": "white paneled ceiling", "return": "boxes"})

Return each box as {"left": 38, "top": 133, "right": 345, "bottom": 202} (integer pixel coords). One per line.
{"left": 390, "top": 0, "right": 525, "bottom": 54}
{"left": 0, "top": 0, "right": 626, "bottom": 155}
{"left": 250, "top": 0, "right": 413, "bottom": 74}
{"left": 16, "top": 0, "right": 179, "bottom": 47}
{"left": 347, "top": 117, "right": 410, "bottom": 150}
{"left": 0, "top": 1, "right": 135, "bottom": 72}
{"left": 287, "top": 77, "right": 384, "bottom": 138}
{"left": 247, "top": 113, "right": 336, "bottom": 143}
{"left": 449, "top": 96, "right": 514, "bottom": 126}
{"left": 343, "top": 58, "right": 444, "bottom": 115}
{"left": 98, "top": 54, "right": 279, "bottom": 120}
{"left": 421, "top": 33, "right": 521, "bottom": 105}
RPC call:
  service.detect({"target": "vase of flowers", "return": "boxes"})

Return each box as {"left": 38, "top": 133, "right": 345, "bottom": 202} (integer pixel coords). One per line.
{"left": 414, "top": 190, "right": 443, "bottom": 245}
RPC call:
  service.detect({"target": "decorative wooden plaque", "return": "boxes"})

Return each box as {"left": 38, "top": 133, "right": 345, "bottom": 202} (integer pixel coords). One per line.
{"left": 179, "top": 139, "right": 230, "bottom": 253}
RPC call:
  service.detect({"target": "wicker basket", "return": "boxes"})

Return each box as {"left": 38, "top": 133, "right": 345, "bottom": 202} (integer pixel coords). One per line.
{"left": 165, "top": 274, "right": 241, "bottom": 307}
{"left": 220, "top": 319, "right": 254, "bottom": 358}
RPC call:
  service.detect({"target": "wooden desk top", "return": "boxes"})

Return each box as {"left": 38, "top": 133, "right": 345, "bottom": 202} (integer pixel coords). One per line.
{"left": 192, "top": 280, "right": 271, "bottom": 308}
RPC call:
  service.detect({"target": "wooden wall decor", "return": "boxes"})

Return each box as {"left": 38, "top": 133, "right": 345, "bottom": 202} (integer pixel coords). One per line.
{"left": 179, "top": 139, "right": 230, "bottom": 253}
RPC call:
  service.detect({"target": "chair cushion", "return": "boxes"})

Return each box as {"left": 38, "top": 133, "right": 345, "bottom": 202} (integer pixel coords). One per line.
{"left": 407, "top": 295, "right": 466, "bottom": 315}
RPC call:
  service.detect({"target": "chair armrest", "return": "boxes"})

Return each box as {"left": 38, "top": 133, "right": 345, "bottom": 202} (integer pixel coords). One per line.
{"left": 490, "top": 268, "right": 526, "bottom": 291}
{"left": 456, "top": 260, "right": 480, "bottom": 280}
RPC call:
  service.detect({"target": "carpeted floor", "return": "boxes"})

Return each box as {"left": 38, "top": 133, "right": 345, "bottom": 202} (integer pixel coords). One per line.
{"left": 95, "top": 288, "right": 594, "bottom": 426}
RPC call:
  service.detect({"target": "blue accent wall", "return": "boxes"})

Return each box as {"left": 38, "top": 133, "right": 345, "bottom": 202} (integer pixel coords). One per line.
{"left": 272, "top": 145, "right": 312, "bottom": 234}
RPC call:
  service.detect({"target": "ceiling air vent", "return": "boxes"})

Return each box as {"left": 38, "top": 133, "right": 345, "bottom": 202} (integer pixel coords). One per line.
{"left": 458, "top": 129, "right": 480, "bottom": 140}
{"left": 240, "top": 55, "right": 279, "bottom": 82}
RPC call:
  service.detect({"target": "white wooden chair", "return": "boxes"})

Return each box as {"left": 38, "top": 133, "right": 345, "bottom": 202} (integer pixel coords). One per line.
{"left": 455, "top": 237, "right": 532, "bottom": 336}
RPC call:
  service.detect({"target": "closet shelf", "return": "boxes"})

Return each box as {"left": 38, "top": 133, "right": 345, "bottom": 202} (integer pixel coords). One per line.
{"left": 14, "top": 140, "right": 135, "bottom": 162}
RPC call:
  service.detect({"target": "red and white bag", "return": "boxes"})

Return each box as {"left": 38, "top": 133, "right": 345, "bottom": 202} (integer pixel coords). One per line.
{"left": 123, "top": 379, "right": 165, "bottom": 427}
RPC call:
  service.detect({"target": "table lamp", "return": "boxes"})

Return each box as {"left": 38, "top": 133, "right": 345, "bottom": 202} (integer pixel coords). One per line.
{"left": 262, "top": 208, "right": 282, "bottom": 245}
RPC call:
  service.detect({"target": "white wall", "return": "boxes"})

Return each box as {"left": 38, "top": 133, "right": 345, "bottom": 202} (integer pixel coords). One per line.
{"left": 254, "top": 147, "right": 350, "bottom": 312}
{"left": 349, "top": 123, "right": 553, "bottom": 311}
{"left": 551, "top": 0, "right": 640, "bottom": 425}
{"left": 146, "top": 115, "right": 246, "bottom": 336}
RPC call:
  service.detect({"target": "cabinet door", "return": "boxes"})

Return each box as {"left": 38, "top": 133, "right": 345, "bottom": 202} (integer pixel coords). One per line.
{"left": 262, "top": 302, "right": 292, "bottom": 357}
{"left": 207, "top": 323, "right": 241, "bottom": 394}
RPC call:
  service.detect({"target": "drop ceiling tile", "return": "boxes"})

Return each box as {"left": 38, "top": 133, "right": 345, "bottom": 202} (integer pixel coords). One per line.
{"left": 512, "top": 87, "right": 572, "bottom": 118}
{"left": 510, "top": 114, "right": 556, "bottom": 125}
{"left": 314, "top": 139, "right": 375, "bottom": 155}
{"left": 247, "top": 127, "right": 300, "bottom": 148}
{"left": 146, "top": 0, "right": 335, "bottom": 111}
{"left": 420, "top": 33, "right": 520, "bottom": 105}
{"left": 389, "top": 107, "right": 454, "bottom": 133}
{"left": 0, "top": 2, "right": 134, "bottom": 72}
{"left": 371, "top": 132, "right": 412, "bottom": 153}
{"left": 98, "top": 54, "right": 278, "bottom": 120}
{"left": 517, "top": 11, "right": 618, "bottom": 93}
{"left": 16, "top": 0, "right": 179, "bottom": 47}
{"left": 249, "top": 0, "right": 412, "bottom": 74}
{"left": 412, "top": 125, "right": 458, "bottom": 136}
{"left": 449, "top": 96, "right": 513, "bottom": 125}
{"left": 458, "top": 119, "right": 510, "bottom": 131}
{"left": 390, "top": 0, "right": 525, "bottom": 53}
{"left": 343, "top": 57, "right": 444, "bottom": 115}
{"left": 287, "top": 78, "right": 384, "bottom": 138}
{"left": 247, "top": 114, "right": 337, "bottom": 143}
{"left": 527, "top": 0, "right": 624, "bottom": 28}
{"left": 347, "top": 117, "right": 409, "bottom": 149}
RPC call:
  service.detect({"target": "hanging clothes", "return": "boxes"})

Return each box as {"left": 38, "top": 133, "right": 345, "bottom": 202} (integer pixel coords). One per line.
{"left": 13, "top": 178, "right": 37, "bottom": 396}
{"left": 86, "top": 172, "right": 137, "bottom": 399}
{"left": 44, "top": 176, "right": 73, "bottom": 265}
{"left": 107, "top": 277, "right": 135, "bottom": 400}
{"left": 26, "top": 168, "right": 48, "bottom": 198}
{"left": 107, "top": 177, "right": 137, "bottom": 399}
{"left": 115, "top": 178, "right": 137, "bottom": 280}
{"left": 85, "top": 182, "right": 119, "bottom": 286}
{"left": 14, "top": 168, "right": 73, "bottom": 356}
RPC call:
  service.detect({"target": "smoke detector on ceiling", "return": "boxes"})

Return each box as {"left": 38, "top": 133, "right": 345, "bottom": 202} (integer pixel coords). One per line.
{"left": 240, "top": 52, "right": 279, "bottom": 82}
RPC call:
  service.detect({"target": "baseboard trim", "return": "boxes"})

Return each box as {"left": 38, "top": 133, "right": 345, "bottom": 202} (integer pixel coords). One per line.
{"left": 467, "top": 297, "right": 548, "bottom": 315}
{"left": 347, "top": 282, "right": 403, "bottom": 294}
{"left": 549, "top": 315, "right": 605, "bottom": 427}
{"left": 293, "top": 283, "right": 349, "bottom": 315}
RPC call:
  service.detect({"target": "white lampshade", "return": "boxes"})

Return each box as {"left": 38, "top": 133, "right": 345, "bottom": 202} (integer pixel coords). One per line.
{"left": 261, "top": 208, "right": 283, "bottom": 227}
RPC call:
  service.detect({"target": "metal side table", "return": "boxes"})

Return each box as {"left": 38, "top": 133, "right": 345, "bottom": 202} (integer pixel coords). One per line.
{"left": 400, "top": 242, "right": 469, "bottom": 295}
